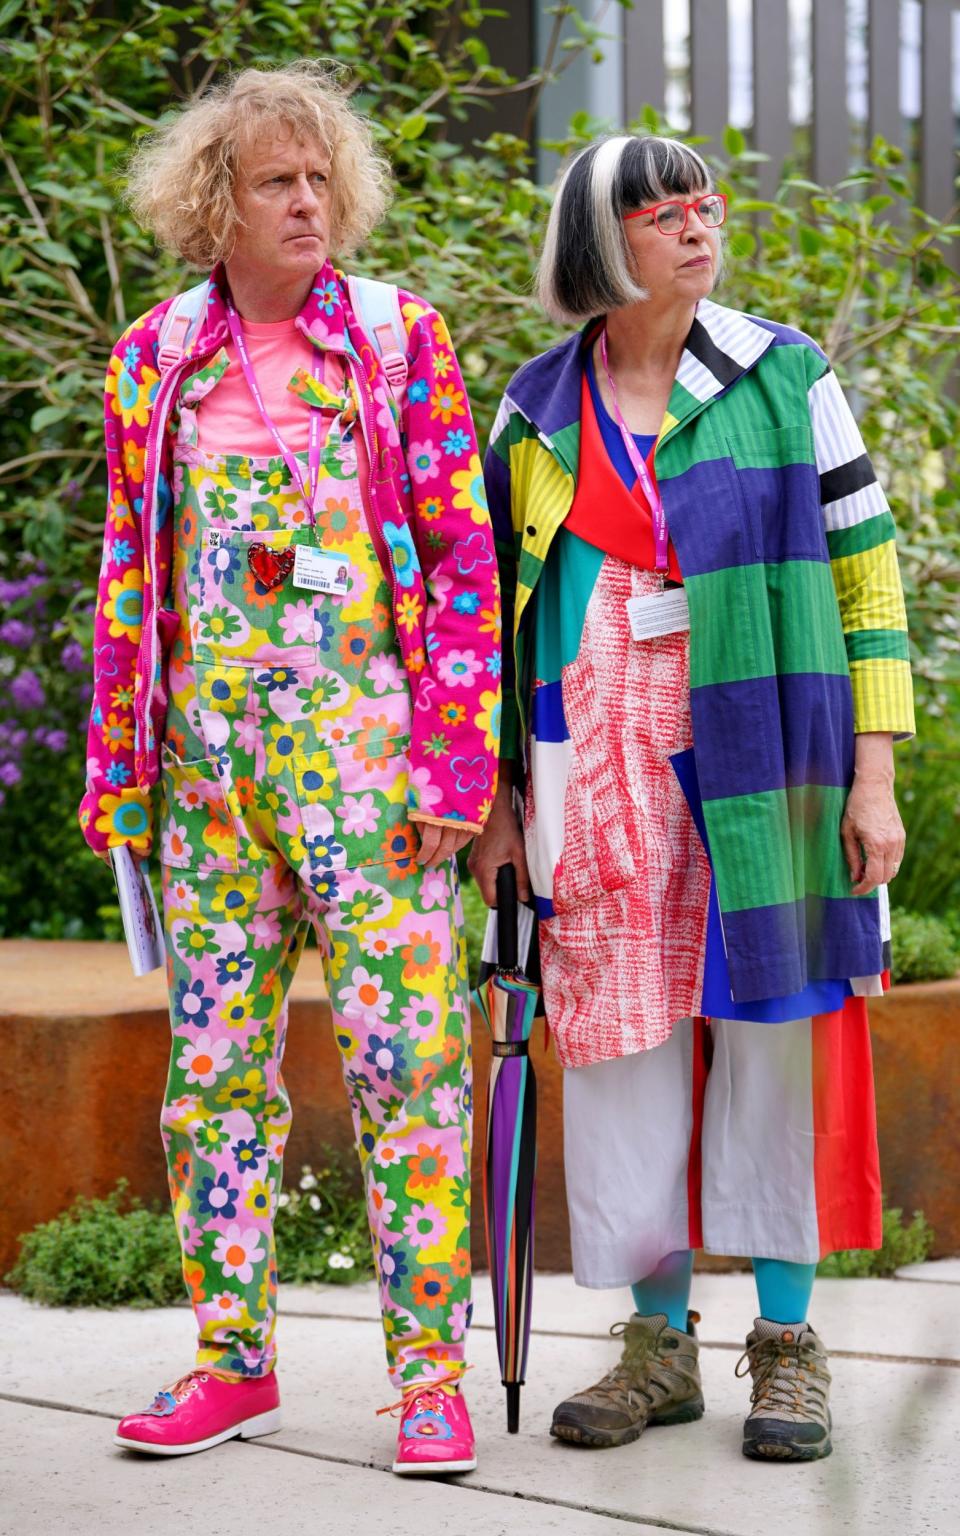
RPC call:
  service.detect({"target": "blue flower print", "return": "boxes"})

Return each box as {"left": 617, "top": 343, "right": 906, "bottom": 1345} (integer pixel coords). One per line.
{"left": 407, "top": 378, "right": 429, "bottom": 404}
{"left": 256, "top": 666, "right": 297, "bottom": 693}
{"left": 364, "top": 1033, "right": 408, "bottom": 1085}
{"left": 346, "top": 1069, "right": 374, "bottom": 1098}
{"left": 316, "top": 612, "right": 334, "bottom": 652}
{"left": 453, "top": 531, "right": 493, "bottom": 576}
{"left": 155, "top": 472, "right": 171, "bottom": 530}
{"left": 106, "top": 760, "right": 131, "bottom": 786}
{"left": 123, "top": 343, "right": 141, "bottom": 371}
{"left": 215, "top": 950, "right": 254, "bottom": 987}
{"left": 309, "top": 867, "right": 341, "bottom": 904}
{"left": 441, "top": 428, "right": 471, "bottom": 457}
{"left": 92, "top": 703, "right": 104, "bottom": 727}
{"left": 205, "top": 542, "right": 241, "bottom": 588}
{"left": 313, "top": 279, "right": 338, "bottom": 315}
{"left": 174, "top": 977, "right": 215, "bottom": 1029}
{"left": 452, "top": 590, "right": 480, "bottom": 615}
{"left": 308, "top": 833, "right": 346, "bottom": 869}
{"left": 197, "top": 1171, "right": 239, "bottom": 1221}
{"left": 379, "top": 1240, "right": 409, "bottom": 1291}
{"left": 232, "top": 1138, "right": 267, "bottom": 1175}
{"left": 486, "top": 650, "right": 502, "bottom": 678}
{"left": 111, "top": 539, "right": 134, "bottom": 567}
{"left": 383, "top": 521, "right": 421, "bottom": 589}
{"left": 451, "top": 754, "right": 489, "bottom": 793}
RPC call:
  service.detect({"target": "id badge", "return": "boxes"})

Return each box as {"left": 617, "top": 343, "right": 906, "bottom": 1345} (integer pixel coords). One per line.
{"left": 625, "top": 585, "right": 690, "bottom": 641}
{"left": 293, "top": 546, "right": 351, "bottom": 595}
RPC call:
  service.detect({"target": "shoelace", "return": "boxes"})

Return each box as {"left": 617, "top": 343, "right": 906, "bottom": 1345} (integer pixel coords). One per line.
{"left": 376, "top": 1366, "right": 471, "bottom": 1420}
{"left": 734, "top": 1335, "right": 829, "bottom": 1415}
{"left": 586, "top": 1317, "right": 699, "bottom": 1410}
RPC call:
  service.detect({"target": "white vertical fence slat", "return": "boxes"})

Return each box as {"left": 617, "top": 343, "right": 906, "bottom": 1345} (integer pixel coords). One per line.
{"left": 920, "top": 0, "right": 958, "bottom": 216}
{"left": 752, "top": 0, "right": 792, "bottom": 199}
{"left": 812, "top": 0, "right": 850, "bottom": 185}
{"left": 624, "top": 0, "right": 665, "bottom": 124}
{"left": 690, "top": 0, "right": 729, "bottom": 147}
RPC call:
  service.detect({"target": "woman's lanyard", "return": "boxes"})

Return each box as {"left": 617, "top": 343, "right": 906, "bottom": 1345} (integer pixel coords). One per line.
{"left": 224, "top": 296, "right": 323, "bottom": 521}
{"left": 599, "top": 325, "right": 669, "bottom": 573}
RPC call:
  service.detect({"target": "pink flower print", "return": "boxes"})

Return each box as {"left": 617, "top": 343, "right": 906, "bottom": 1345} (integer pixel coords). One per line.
{"left": 174, "top": 780, "right": 210, "bottom": 815}
{"left": 408, "top": 440, "right": 442, "bottom": 484}
{"left": 429, "top": 1081, "right": 460, "bottom": 1127}
{"left": 449, "top": 1299, "right": 470, "bottom": 1341}
{"left": 180, "top": 1214, "right": 204, "bottom": 1257}
{"left": 436, "top": 648, "right": 483, "bottom": 688}
{"left": 234, "top": 699, "right": 267, "bottom": 752}
{"left": 176, "top": 1032, "right": 234, "bottom": 1088}
{"left": 251, "top": 910, "right": 282, "bottom": 950}
{"left": 342, "top": 965, "right": 394, "bottom": 1027}
{"left": 168, "top": 877, "right": 197, "bottom": 910}
{"left": 337, "top": 792, "right": 380, "bottom": 836}
{"left": 367, "top": 652, "right": 403, "bottom": 696}
{"left": 369, "top": 1177, "right": 398, "bottom": 1232}
{"left": 211, "top": 1224, "right": 266, "bottom": 1284}
{"left": 402, "top": 1202, "right": 448, "bottom": 1249}
{"left": 419, "top": 868, "right": 450, "bottom": 910}
{"left": 373, "top": 1139, "right": 404, "bottom": 1171}
{"left": 279, "top": 599, "right": 315, "bottom": 644}
{"left": 163, "top": 820, "right": 193, "bottom": 864}
{"left": 360, "top": 930, "right": 398, "bottom": 961}
{"left": 429, "top": 571, "right": 453, "bottom": 612}
{"left": 398, "top": 992, "right": 442, "bottom": 1042}
{"left": 408, "top": 764, "right": 443, "bottom": 811}
{"left": 208, "top": 1289, "right": 244, "bottom": 1322}
{"left": 318, "top": 720, "right": 354, "bottom": 750}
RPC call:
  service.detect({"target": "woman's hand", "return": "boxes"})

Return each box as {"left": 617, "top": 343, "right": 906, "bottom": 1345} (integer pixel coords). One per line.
{"left": 414, "top": 822, "right": 473, "bottom": 869}
{"left": 467, "top": 771, "right": 530, "bottom": 908}
{"left": 840, "top": 733, "right": 905, "bottom": 896}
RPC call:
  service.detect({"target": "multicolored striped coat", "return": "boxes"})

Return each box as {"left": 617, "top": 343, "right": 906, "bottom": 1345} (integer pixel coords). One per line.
{"left": 79, "top": 262, "right": 501, "bottom": 857}
{"left": 485, "top": 299, "right": 914, "bottom": 1004}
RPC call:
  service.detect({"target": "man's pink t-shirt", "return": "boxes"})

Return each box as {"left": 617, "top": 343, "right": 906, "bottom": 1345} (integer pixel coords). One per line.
{"left": 196, "top": 316, "right": 316, "bottom": 455}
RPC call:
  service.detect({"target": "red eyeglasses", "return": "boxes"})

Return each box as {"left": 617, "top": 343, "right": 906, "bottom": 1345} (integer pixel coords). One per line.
{"left": 624, "top": 192, "right": 727, "bottom": 236}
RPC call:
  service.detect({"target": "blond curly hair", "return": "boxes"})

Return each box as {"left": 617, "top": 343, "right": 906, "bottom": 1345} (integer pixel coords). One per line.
{"left": 125, "top": 61, "right": 391, "bottom": 268}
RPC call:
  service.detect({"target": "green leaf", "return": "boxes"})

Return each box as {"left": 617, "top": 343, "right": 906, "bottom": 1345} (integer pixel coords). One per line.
{"left": 798, "top": 225, "right": 823, "bottom": 256}
{"left": 398, "top": 113, "right": 428, "bottom": 141}
{"left": 723, "top": 125, "right": 745, "bottom": 157}
{"left": 30, "top": 405, "right": 71, "bottom": 432}
{"left": 31, "top": 238, "right": 79, "bottom": 268}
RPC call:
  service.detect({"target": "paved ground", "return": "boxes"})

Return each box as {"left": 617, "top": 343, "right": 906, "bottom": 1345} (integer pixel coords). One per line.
{"left": 3, "top": 1266, "right": 958, "bottom": 1536}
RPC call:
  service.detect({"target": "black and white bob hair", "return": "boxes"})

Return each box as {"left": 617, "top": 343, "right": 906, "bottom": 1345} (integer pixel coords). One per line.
{"left": 536, "top": 134, "right": 717, "bottom": 327}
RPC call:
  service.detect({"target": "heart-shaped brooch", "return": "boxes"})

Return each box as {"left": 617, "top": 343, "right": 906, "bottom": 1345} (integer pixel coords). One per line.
{"left": 247, "top": 542, "right": 295, "bottom": 592}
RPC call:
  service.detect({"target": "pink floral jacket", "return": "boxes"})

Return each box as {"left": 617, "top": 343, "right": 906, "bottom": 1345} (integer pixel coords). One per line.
{"left": 79, "top": 262, "right": 501, "bottom": 857}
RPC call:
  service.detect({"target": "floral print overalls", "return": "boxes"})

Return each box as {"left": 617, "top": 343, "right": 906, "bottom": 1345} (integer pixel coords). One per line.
{"left": 159, "top": 358, "right": 473, "bottom": 1390}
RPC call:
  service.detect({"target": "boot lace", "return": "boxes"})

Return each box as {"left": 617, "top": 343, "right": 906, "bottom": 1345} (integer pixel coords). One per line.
{"left": 376, "top": 1366, "right": 471, "bottom": 1419}
{"left": 584, "top": 1319, "right": 698, "bottom": 1412}
{"left": 735, "top": 1333, "right": 830, "bottom": 1417}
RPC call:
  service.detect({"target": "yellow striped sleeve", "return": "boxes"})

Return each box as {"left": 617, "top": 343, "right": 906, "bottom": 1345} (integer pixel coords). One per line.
{"left": 829, "top": 538, "right": 915, "bottom": 738}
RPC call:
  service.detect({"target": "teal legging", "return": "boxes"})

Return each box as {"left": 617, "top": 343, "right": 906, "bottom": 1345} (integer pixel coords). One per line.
{"left": 632, "top": 1252, "right": 817, "bottom": 1332}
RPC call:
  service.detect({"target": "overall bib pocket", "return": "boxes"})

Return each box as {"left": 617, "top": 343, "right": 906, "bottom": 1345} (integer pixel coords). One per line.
{"left": 195, "top": 527, "right": 322, "bottom": 669}
{"left": 159, "top": 746, "right": 240, "bottom": 872}
{"left": 293, "top": 731, "right": 414, "bottom": 872}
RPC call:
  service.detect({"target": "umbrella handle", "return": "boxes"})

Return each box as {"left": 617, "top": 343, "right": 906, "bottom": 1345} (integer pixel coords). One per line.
{"left": 495, "top": 864, "right": 519, "bottom": 972}
{"left": 506, "top": 1382, "right": 521, "bottom": 1433}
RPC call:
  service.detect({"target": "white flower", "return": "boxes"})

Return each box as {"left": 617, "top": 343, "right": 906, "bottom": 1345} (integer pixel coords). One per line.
{"left": 328, "top": 1252, "right": 355, "bottom": 1270}
{"left": 278, "top": 1191, "right": 290, "bottom": 1208}
{"left": 300, "top": 1172, "right": 318, "bottom": 1190}
{"left": 308, "top": 1194, "right": 321, "bottom": 1211}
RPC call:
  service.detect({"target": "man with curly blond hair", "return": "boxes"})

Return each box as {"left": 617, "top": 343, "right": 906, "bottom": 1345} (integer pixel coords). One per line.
{"left": 80, "top": 61, "right": 499, "bottom": 1475}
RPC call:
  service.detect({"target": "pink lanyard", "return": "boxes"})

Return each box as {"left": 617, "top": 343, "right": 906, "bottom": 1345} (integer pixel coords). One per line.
{"left": 225, "top": 296, "right": 324, "bottom": 521}
{"left": 599, "top": 325, "right": 669, "bottom": 572}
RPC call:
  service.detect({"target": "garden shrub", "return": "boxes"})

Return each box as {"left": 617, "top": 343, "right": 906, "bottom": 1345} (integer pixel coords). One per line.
{"left": 6, "top": 1159, "right": 372, "bottom": 1307}
{"left": 818, "top": 1200, "right": 935, "bottom": 1278}
{"left": 890, "top": 909, "right": 960, "bottom": 985}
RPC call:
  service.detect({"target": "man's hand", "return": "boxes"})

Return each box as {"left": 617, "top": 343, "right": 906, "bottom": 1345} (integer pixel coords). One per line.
{"left": 414, "top": 821, "right": 473, "bottom": 869}
{"left": 466, "top": 774, "right": 530, "bottom": 908}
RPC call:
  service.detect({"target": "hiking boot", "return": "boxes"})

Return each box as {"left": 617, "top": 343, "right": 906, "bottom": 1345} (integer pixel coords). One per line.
{"left": 550, "top": 1311, "right": 704, "bottom": 1449}
{"left": 737, "top": 1318, "right": 832, "bottom": 1461}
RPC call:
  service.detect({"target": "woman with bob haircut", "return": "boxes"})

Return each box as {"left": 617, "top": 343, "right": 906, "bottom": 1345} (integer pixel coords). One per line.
{"left": 79, "top": 61, "right": 499, "bottom": 1475}
{"left": 471, "top": 134, "right": 913, "bottom": 1464}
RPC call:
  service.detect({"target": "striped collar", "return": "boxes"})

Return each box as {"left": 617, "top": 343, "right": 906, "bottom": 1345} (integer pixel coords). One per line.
{"left": 505, "top": 299, "right": 778, "bottom": 454}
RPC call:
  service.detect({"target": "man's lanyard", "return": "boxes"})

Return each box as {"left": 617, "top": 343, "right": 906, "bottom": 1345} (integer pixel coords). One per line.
{"left": 599, "top": 325, "right": 669, "bottom": 573}
{"left": 224, "top": 295, "right": 323, "bottom": 520}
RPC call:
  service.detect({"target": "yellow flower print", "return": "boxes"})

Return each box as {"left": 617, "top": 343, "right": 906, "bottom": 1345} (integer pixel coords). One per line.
{"left": 473, "top": 689, "right": 501, "bottom": 753}
{"left": 328, "top": 936, "right": 351, "bottom": 981}
{"left": 431, "top": 313, "right": 452, "bottom": 348}
{"left": 219, "top": 992, "right": 257, "bottom": 1031}
{"left": 428, "top": 384, "right": 466, "bottom": 425}
{"left": 122, "top": 440, "right": 146, "bottom": 484}
{"left": 245, "top": 1178, "right": 275, "bottom": 1218}
{"left": 265, "top": 722, "right": 306, "bottom": 776}
{"left": 450, "top": 454, "right": 489, "bottom": 525}
{"left": 432, "top": 350, "right": 454, "bottom": 379}
{"left": 211, "top": 873, "right": 259, "bottom": 921}
{"left": 401, "top": 300, "right": 429, "bottom": 327}
{"left": 396, "top": 591, "right": 424, "bottom": 634}
{"left": 106, "top": 353, "right": 160, "bottom": 430}
{"left": 199, "top": 667, "right": 249, "bottom": 715}
{"left": 93, "top": 788, "right": 151, "bottom": 851}
{"left": 103, "top": 568, "right": 144, "bottom": 641}
{"left": 216, "top": 1068, "right": 266, "bottom": 1110}
{"left": 417, "top": 494, "right": 445, "bottom": 522}
{"left": 110, "top": 683, "right": 134, "bottom": 710}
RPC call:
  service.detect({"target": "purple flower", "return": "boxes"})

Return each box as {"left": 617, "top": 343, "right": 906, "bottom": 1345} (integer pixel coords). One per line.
{"left": 0, "top": 761, "right": 22, "bottom": 787}
{"left": 45, "top": 729, "right": 69, "bottom": 753}
{"left": 60, "top": 640, "right": 85, "bottom": 673}
{"left": 0, "top": 619, "right": 35, "bottom": 648}
{"left": 10, "top": 670, "right": 45, "bottom": 712}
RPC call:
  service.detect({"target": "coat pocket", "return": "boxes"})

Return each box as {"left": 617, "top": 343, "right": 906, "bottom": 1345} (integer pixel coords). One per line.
{"left": 293, "top": 728, "right": 416, "bottom": 873}
{"left": 724, "top": 424, "right": 816, "bottom": 561}
{"left": 194, "top": 527, "right": 320, "bottom": 668}
{"left": 159, "top": 747, "right": 240, "bottom": 871}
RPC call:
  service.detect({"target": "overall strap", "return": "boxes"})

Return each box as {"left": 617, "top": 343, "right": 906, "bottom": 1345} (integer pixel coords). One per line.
{"left": 156, "top": 280, "right": 211, "bottom": 372}
{"left": 347, "top": 274, "right": 409, "bottom": 406}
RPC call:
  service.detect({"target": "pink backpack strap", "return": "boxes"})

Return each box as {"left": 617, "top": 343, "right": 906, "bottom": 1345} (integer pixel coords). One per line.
{"left": 347, "top": 274, "right": 409, "bottom": 408}
{"left": 156, "top": 280, "right": 210, "bottom": 373}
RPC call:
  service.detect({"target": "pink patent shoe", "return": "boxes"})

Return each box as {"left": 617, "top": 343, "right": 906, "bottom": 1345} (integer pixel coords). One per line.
{"left": 380, "top": 1371, "right": 477, "bottom": 1476}
{"left": 114, "top": 1369, "right": 281, "bottom": 1456}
